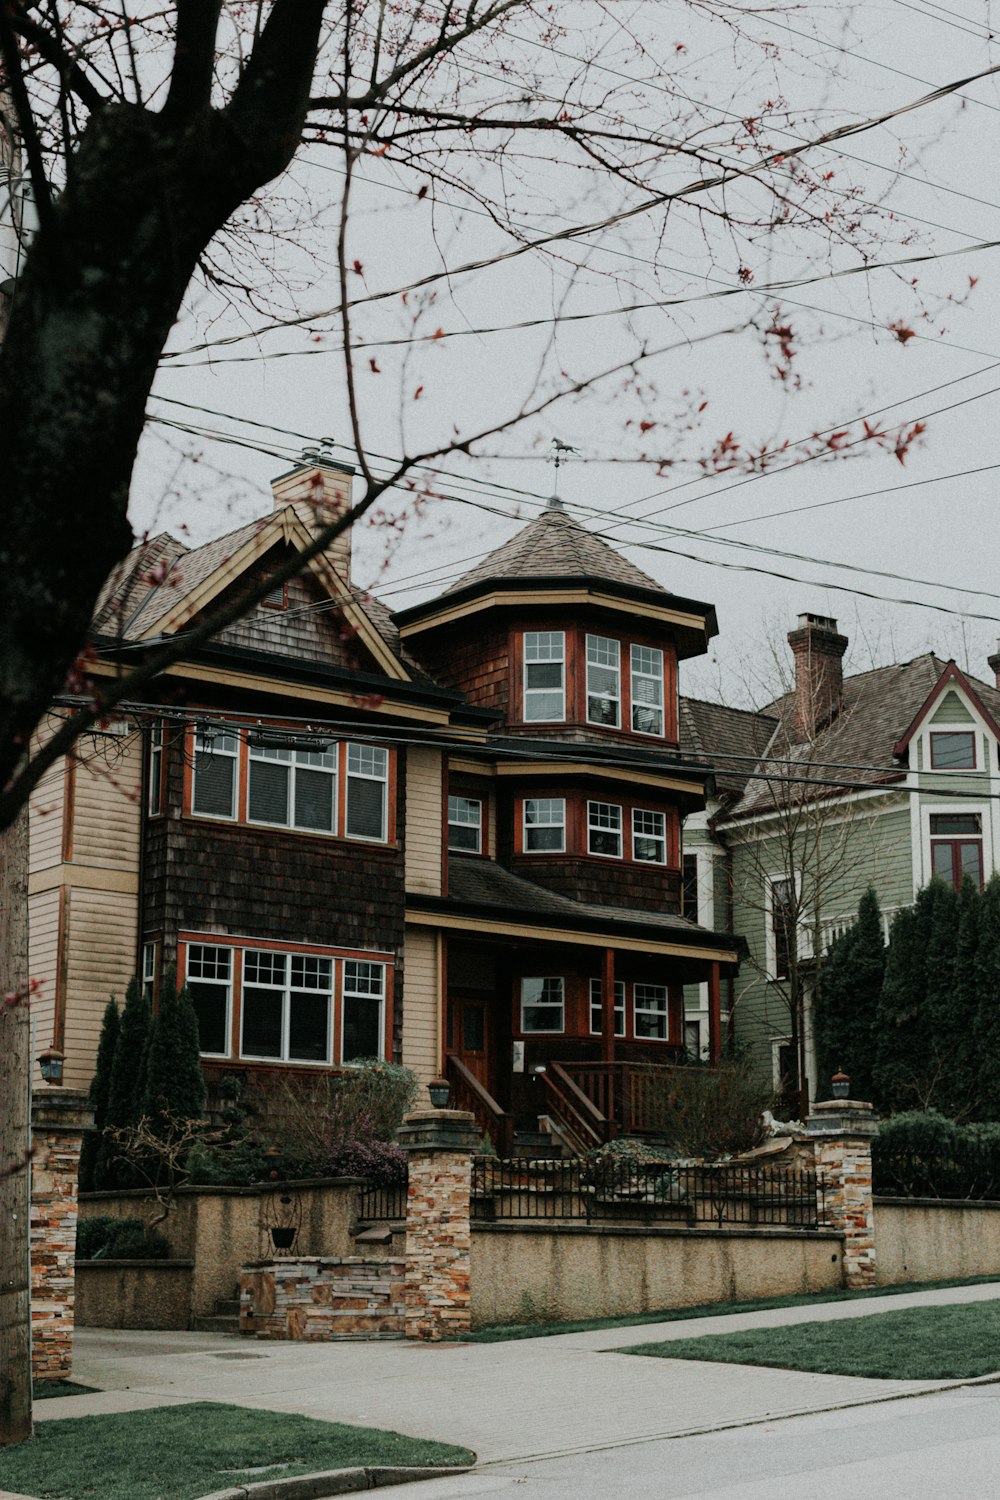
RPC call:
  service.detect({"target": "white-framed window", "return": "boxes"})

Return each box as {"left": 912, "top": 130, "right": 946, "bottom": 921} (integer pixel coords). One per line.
{"left": 930, "top": 812, "right": 984, "bottom": 890}
{"left": 141, "top": 941, "right": 158, "bottom": 1003}
{"left": 632, "top": 808, "right": 666, "bottom": 864}
{"left": 586, "top": 635, "right": 621, "bottom": 727}
{"left": 520, "top": 976, "right": 565, "bottom": 1033}
{"left": 248, "top": 734, "right": 337, "bottom": 834}
{"left": 634, "top": 983, "right": 668, "bottom": 1040}
{"left": 342, "top": 960, "right": 386, "bottom": 1062}
{"left": 191, "top": 726, "right": 240, "bottom": 819}
{"left": 346, "top": 742, "right": 388, "bottom": 841}
{"left": 241, "top": 949, "right": 334, "bottom": 1063}
{"left": 524, "top": 797, "right": 566, "bottom": 852}
{"left": 631, "top": 645, "right": 664, "bottom": 736}
{"left": 684, "top": 1018, "right": 703, "bottom": 1059}
{"left": 589, "top": 978, "right": 626, "bottom": 1036}
{"left": 186, "top": 943, "right": 233, "bottom": 1057}
{"left": 588, "top": 800, "right": 622, "bottom": 858}
{"left": 147, "top": 723, "right": 163, "bottom": 816}
{"left": 929, "top": 730, "right": 977, "bottom": 771}
{"left": 766, "top": 874, "right": 798, "bottom": 981}
{"left": 523, "top": 631, "right": 565, "bottom": 722}
{"left": 448, "top": 795, "right": 482, "bottom": 853}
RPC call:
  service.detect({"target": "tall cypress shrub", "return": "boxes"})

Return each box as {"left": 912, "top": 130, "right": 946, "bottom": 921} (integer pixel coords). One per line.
{"left": 946, "top": 876, "right": 982, "bottom": 1120}
{"left": 814, "top": 887, "right": 884, "bottom": 1101}
{"left": 975, "top": 876, "right": 1000, "bottom": 1120}
{"left": 143, "top": 966, "right": 206, "bottom": 1133}
{"left": 873, "top": 898, "right": 928, "bottom": 1113}
{"left": 78, "top": 998, "right": 119, "bottom": 1193}
{"left": 94, "top": 977, "right": 151, "bottom": 1189}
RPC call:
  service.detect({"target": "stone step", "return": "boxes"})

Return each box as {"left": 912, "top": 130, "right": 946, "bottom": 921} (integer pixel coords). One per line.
{"left": 191, "top": 1314, "right": 240, "bottom": 1335}
{"left": 215, "top": 1299, "right": 240, "bottom": 1317}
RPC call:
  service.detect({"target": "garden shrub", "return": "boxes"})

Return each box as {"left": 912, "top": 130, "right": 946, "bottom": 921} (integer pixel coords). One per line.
{"left": 626, "top": 1058, "right": 776, "bottom": 1161}
{"left": 876, "top": 1110, "right": 963, "bottom": 1156}
{"left": 76, "top": 1216, "right": 169, "bottom": 1260}
{"left": 266, "top": 1059, "right": 418, "bottom": 1176}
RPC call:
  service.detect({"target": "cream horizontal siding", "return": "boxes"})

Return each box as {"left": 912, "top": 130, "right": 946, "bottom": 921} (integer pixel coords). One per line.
{"left": 62, "top": 886, "right": 138, "bottom": 1091}
{"left": 405, "top": 747, "right": 443, "bottom": 897}
{"left": 401, "top": 928, "right": 441, "bottom": 1085}
{"left": 28, "top": 756, "right": 65, "bottom": 875}
{"left": 28, "top": 888, "right": 61, "bottom": 1063}
{"left": 71, "top": 732, "right": 142, "bottom": 871}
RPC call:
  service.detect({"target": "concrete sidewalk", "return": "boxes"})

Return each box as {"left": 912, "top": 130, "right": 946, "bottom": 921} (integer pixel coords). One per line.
{"left": 49, "top": 1280, "right": 1000, "bottom": 1465}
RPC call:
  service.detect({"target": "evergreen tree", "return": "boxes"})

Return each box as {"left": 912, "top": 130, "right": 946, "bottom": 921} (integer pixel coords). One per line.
{"left": 94, "top": 977, "right": 151, "bottom": 1189}
{"left": 814, "top": 887, "right": 885, "bottom": 1101}
{"left": 946, "top": 877, "right": 982, "bottom": 1120}
{"left": 78, "top": 998, "right": 119, "bottom": 1193}
{"left": 921, "top": 877, "right": 961, "bottom": 1111}
{"left": 975, "top": 876, "right": 1000, "bottom": 1120}
{"left": 142, "top": 967, "right": 206, "bottom": 1135}
{"left": 873, "top": 897, "right": 929, "bottom": 1112}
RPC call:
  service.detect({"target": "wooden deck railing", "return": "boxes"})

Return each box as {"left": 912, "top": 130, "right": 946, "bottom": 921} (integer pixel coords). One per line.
{"left": 540, "top": 1063, "right": 609, "bottom": 1150}
{"left": 560, "top": 1060, "right": 690, "bottom": 1137}
{"left": 445, "top": 1054, "right": 514, "bottom": 1156}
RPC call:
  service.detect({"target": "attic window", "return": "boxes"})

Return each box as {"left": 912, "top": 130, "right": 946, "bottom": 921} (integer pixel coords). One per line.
{"left": 260, "top": 582, "right": 287, "bottom": 611}
{"left": 929, "top": 731, "right": 976, "bottom": 770}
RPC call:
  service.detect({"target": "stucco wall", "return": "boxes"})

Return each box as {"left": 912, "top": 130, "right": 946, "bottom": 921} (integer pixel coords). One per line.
{"left": 875, "top": 1198, "right": 1000, "bottom": 1286}
{"left": 76, "top": 1261, "right": 194, "bottom": 1330}
{"left": 79, "top": 1179, "right": 363, "bottom": 1318}
{"left": 470, "top": 1223, "right": 843, "bottom": 1327}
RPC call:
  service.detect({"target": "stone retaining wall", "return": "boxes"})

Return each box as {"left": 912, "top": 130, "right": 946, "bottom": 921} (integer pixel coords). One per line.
{"left": 240, "top": 1257, "right": 405, "bottom": 1340}
{"left": 75, "top": 1260, "right": 195, "bottom": 1330}
{"left": 875, "top": 1197, "right": 1000, "bottom": 1286}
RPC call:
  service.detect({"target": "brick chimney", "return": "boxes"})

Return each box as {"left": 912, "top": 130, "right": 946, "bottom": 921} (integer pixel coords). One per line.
{"left": 271, "top": 442, "right": 355, "bottom": 580}
{"left": 988, "top": 640, "right": 1000, "bottom": 690}
{"left": 787, "top": 613, "right": 848, "bottom": 741}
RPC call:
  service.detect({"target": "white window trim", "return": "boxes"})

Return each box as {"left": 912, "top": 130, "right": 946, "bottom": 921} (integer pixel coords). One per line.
{"left": 633, "top": 982, "right": 669, "bottom": 1041}
{"left": 523, "top": 631, "right": 566, "bottom": 723}
{"left": 632, "top": 807, "right": 667, "bottom": 864}
{"left": 448, "top": 795, "right": 483, "bottom": 853}
{"left": 520, "top": 976, "right": 565, "bottom": 1034}
{"left": 246, "top": 738, "right": 338, "bottom": 837}
{"left": 920, "top": 800, "right": 990, "bottom": 890}
{"left": 185, "top": 942, "right": 234, "bottom": 1060}
{"left": 585, "top": 634, "right": 621, "bottom": 728}
{"left": 927, "top": 728, "right": 979, "bottom": 772}
{"left": 240, "top": 949, "right": 335, "bottom": 1066}
{"left": 147, "top": 723, "right": 164, "bottom": 817}
{"left": 630, "top": 644, "right": 665, "bottom": 738}
{"left": 587, "top": 800, "right": 623, "bottom": 860}
{"left": 345, "top": 743, "right": 390, "bottom": 844}
{"left": 340, "top": 961, "right": 387, "bottom": 1064}
{"left": 190, "top": 727, "right": 240, "bottom": 822}
{"left": 588, "top": 977, "right": 626, "bottom": 1037}
{"left": 771, "top": 1035, "right": 795, "bottom": 1092}
{"left": 764, "top": 871, "right": 804, "bottom": 981}
{"left": 523, "top": 797, "right": 566, "bottom": 854}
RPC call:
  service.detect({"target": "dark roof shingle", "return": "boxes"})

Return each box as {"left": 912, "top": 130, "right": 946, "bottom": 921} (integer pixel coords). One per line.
{"left": 445, "top": 506, "right": 666, "bottom": 595}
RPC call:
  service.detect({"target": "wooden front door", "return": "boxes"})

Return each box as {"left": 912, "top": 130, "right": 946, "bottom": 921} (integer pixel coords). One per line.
{"left": 448, "top": 995, "right": 491, "bottom": 1091}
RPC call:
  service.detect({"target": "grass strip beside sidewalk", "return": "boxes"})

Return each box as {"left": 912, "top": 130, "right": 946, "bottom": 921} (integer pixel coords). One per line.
{"left": 625, "top": 1299, "right": 1000, "bottom": 1380}
{"left": 0, "top": 1402, "right": 474, "bottom": 1500}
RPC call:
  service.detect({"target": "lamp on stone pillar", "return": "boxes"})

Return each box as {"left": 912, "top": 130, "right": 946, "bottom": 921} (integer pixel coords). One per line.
{"left": 38, "top": 1048, "right": 65, "bottom": 1086}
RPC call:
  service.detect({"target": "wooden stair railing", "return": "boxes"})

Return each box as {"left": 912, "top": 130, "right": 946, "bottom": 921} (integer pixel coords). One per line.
{"left": 445, "top": 1055, "right": 514, "bottom": 1156}
{"left": 542, "top": 1063, "right": 610, "bottom": 1150}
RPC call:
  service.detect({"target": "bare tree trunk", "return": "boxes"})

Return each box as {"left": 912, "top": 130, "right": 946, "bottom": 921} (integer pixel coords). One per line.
{"left": 0, "top": 804, "right": 32, "bottom": 1445}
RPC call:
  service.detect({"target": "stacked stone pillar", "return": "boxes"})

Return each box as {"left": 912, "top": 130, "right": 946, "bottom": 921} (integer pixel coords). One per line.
{"left": 30, "top": 1090, "right": 92, "bottom": 1381}
{"left": 397, "top": 1107, "right": 479, "bottom": 1341}
{"left": 806, "top": 1097, "right": 878, "bottom": 1290}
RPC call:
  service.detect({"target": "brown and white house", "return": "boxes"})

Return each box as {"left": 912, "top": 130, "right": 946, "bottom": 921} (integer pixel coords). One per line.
{"left": 28, "top": 454, "right": 742, "bottom": 1150}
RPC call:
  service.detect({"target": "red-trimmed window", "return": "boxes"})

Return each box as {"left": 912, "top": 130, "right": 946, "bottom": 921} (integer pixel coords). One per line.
{"left": 516, "top": 630, "right": 675, "bottom": 739}
{"left": 520, "top": 976, "right": 565, "bottom": 1033}
{"left": 523, "top": 797, "right": 566, "bottom": 852}
{"left": 588, "top": 978, "right": 626, "bottom": 1036}
{"left": 523, "top": 631, "right": 566, "bottom": 722}
{"left": 631, "top": 645, "right": 665, "bottom": 736}
{"left": 517, "top": 793, "right": 677, "bottom": 865}
{"left": 180, "top": 937, "right": 390, "bottom": 1064}
{"left": 930, "top": 813, "right": 983, "bottom": 890}
{"left": 586, "top": 635, "right": 621, "bottom": 727}
{"left": 929, "top": 731, "right": 976, "bottom": 770}
{"left": 448, "top": 795, "right": 483, "bottom": 853}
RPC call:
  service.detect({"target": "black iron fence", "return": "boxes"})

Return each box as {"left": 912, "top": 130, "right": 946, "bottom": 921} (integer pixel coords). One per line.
{"left": 357, "top": 1177, "right": 408, "bottom": 1222}
{"left": 471, "top": 1157, "right": 820, "bottom": 1229}
{"left": 873, "top": 1141, "right": 1000, "bottom": 1201}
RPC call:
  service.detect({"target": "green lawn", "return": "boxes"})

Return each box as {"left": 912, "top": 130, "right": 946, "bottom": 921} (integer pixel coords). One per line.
{"left": 0, "top": 1402, "right": 474, "bottom": 1500}
{"left": 461, "top": 1273, "right": 1000, "bottom": 1342}
{"left": 625, "top": 1298, "right": 1000, "bottom": 1380}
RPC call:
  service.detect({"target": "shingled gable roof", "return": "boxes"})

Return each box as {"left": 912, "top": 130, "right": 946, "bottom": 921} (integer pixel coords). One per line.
{"left": 679, "top": 696, "right": 778, "bottom": 797}
{"left": 723, "top": 652, "right": 1000, "bottom": 819}
{"left": 90, "top": 507, "right": 422, "bottom": 680}
{"left": 444, "top": 505, "right": 666, "bottom": 595}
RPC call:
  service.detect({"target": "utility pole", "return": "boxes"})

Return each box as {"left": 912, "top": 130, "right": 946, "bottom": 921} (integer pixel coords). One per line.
{"left": 0, "top": 89, "right": 34, "bottom": 1446}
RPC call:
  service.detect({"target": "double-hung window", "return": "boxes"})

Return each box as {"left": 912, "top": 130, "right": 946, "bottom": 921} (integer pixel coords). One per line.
{"left": 632, "top": 808, "right": 666, "bottom": 863}
{"left": 520, "top": 976, "right": 565, "bottom": 1033}
{"left": 342, "top": 960, "right": 386, "bottom": 1061}
{"left": 346, "top": 743, "right": 389, "bottom": 841}
{"left": 633, "top": 983, "right": 668, "bottom": 1040}
{"left": 248, "top": 735, "right": 337, "bottom": 834}
{"left": 930, "top": 813, "right": 983, "bottom": 890}
{"left": 586, "top": 635, "right": 621, "bottom": 727}
{"left": 186, "top": 944, "right": 232, "bottom": 1056}
{"left": 192, "top": 727, "right": 240, "bottom": 818}
{"left": 448, "top": 796, "right": 482, "bottom": 853}
{"left": 588, "top": 801, "right": 622, "bottom": 858}
{"left": 524, "top": 797, "right": 565, "bottom": 852}
{"left": 631, "top": 646, "right": 665, "bottom": 736}
{"left": 242, "top": 950, "right": 334, "bottom": 1063}
{"left": 589, "top": 978, "right": 626, "bottom": 1036}
{"left": 147, "top": 723, "right": 163, "bottom": 816}
{"left": 523, "top": 632, "right": 565, "bottom": 721}
{"left": 770, "top": 877, "right": 796, "bottom": 981}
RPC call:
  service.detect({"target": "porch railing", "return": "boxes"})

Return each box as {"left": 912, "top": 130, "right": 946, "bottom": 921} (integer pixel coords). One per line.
{"left": 471, "top": 1157, "right": 820, "bottom": 1228}
{"left": 559, "top": 1060, "right": 691, "bottom": 1138}
{"left": 445, "top": 1054, "right": 515, "bottom": 1156}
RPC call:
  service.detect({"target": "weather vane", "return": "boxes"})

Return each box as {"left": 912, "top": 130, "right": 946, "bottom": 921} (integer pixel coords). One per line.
{"left": 547, "top": 438, "right": 580, "bottom": 510}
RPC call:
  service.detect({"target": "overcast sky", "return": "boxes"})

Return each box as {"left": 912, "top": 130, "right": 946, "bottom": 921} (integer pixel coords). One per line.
{"left": 132, "top": 0, "right": 1000, "bottom": 710}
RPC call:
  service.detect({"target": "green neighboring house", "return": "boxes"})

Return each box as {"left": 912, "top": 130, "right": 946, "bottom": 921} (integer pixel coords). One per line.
{"left": 679, "top": 613, "right": 1000, "bottom": 1113}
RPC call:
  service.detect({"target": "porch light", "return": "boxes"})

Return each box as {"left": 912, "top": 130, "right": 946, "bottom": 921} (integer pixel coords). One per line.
{"left": 38, "top": 1048, "right": 64, "bottom": 1086}
{"left": 831, "top": 1070, "right": 850, "bottom": 1099}
{"left": 427, "top": 1078, "right": 451, "bottom": 1108}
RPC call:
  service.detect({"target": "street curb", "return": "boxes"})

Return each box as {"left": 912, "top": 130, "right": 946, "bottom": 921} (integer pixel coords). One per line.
{"left": 199, "top": 1465, "right": 475, "bottom": 1500}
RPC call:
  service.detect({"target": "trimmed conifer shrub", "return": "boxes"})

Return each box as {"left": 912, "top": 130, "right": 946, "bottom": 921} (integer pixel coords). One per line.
{"left": 94, "top": 977, "right": 151, "bottom": 1190}
{"left": 79, "top": 998, "right": 120, "bottom": 1193}
{"left": 814, "top": 887, "right": 884, "bottom": 1102}
{"left": 142, "top": 966, "right": 206, "bottom": 1134}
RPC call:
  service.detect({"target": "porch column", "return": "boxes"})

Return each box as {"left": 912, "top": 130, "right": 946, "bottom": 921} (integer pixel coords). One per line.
{"left": 667, "top": 984, "right": 684, "bottom": 1048}
{"left": 601, "top": 948, "right": 616, "bottom": 1064}
{"left": 707, "top": 962, "right": 722, "bottom": 1065}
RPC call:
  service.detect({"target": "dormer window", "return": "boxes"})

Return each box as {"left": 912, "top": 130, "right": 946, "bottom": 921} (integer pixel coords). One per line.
{"left": 929, "top": 731, "right": 976, "bottom": 770}
{"left": 631, "top": 645, "right": 664, "bottom": 735}
{"left": 586, "top": 635, "right": 621, "bottom": 727}
{"left": 448, "top": 795, "right": 482, "bottom": 852}
{"left": 523, "top": 631, "right": 565, "bottom": 721}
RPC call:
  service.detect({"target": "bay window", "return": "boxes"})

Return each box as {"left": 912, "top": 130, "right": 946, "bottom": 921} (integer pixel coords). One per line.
{"left": 520, "top": 976, "right": 565, "bottom": 1033}
{"left": 241, "top": 950, "right": 333, "bottom": 1063}
{"left": 342, "top": 960, "right": 386, "bottom": 1061}
{"left": 632, "top": 808, "right": 666, "bottom": 863}
{"left": 448, "top": 795, "right": 483, "bottom": 852}
{"left": 589, "top": 978, "right": 626, "bottom": 1036}
{"left": 524, "top": 797, "right": 566, "bottom": 852}
{"left": 346, "top": 743, "right": 389, "bottom": 840}
{"left": 633, "top": 983, "right": 668, "bottom": 1040}
{"left": 586, "top": 635, "right": 621, "bottom": 727}
{"left": 588, "top": 801, "right": 622, "bottom": 858}
{"left": 192, "top": 727, "right": 239, "bottom": 818}
{"left": 186, "top": 944, "right": 232, "bottom": 1056}
{"left": 523, "top": 632, "right": 565, "bottom": 721}
{"left": 631, "top": 645, "right": 664, "bottom": 736}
